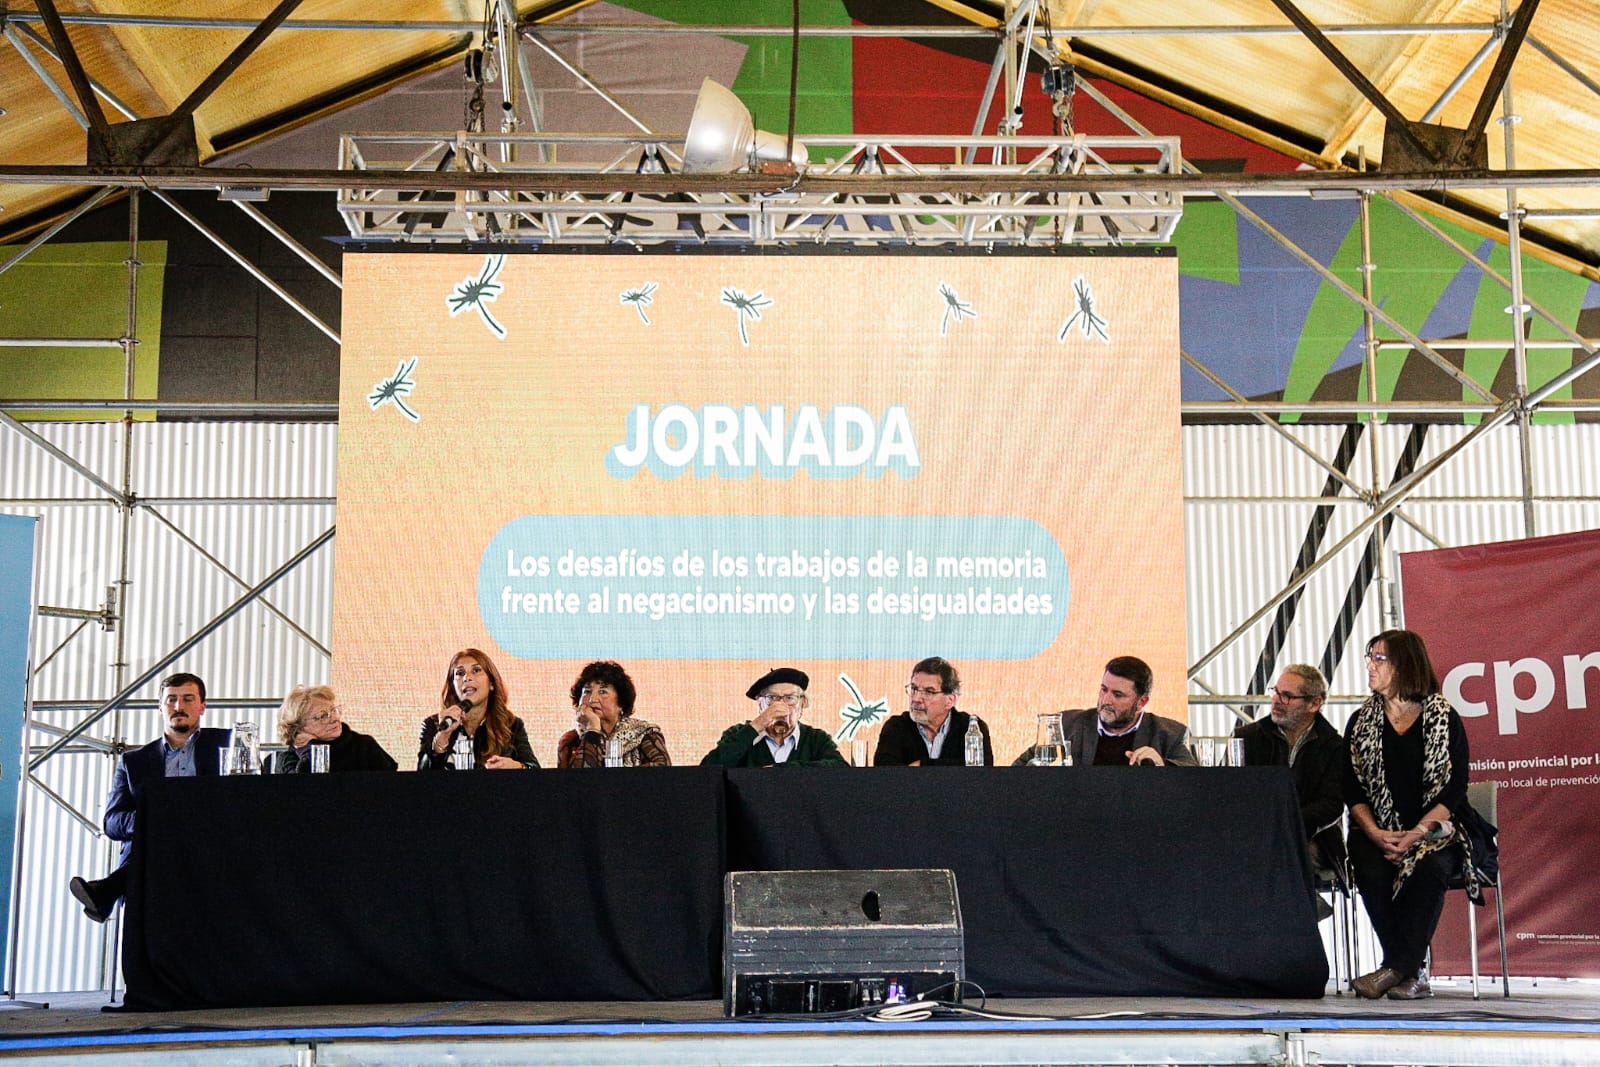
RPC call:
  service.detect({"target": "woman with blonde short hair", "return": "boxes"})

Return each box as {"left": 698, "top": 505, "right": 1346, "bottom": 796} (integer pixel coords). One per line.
{"left": 268, "top": 685, "right": 397, "bottom": 773}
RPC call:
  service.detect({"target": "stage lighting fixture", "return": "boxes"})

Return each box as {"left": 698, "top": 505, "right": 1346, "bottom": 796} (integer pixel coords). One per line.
{"left": 682, "top": 78, "right": 809, "bottom": 175}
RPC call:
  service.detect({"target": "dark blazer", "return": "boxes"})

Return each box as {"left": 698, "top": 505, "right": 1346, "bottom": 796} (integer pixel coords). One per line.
{"left": 104, "top": 726, "right": 231, "bottom": 861}
{"left": 1015, "top": 709, "right": 1197, "bottom": 766}
{"left": 873, "top": 709, "right": 995, "bottom": 766}
{"left": 701, "top": 722, "right": 846, "bottom": 767}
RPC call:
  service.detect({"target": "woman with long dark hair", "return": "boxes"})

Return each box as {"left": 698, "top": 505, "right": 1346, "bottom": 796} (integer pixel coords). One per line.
{"left": 418, "top": 648, "right": 538, "bottom": 769}
{"left": 1345, "top": 628, "right": 1484, "bottom": 1000}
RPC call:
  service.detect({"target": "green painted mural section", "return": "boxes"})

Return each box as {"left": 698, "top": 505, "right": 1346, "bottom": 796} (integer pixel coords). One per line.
{"left": 618, "top": 0, "right": 854, "bottom": 142}
{"left": 0, "top": 241, "right": 166, "bottom": 421}
{"left": 1170, "top": 202, "right": 1240, "bottom": 285}
{"left": 1462, "top": 244, "right": 1588, "bottom": 425}
{"left": 1283, "top": 200, "right": 1589, "bottom": 423}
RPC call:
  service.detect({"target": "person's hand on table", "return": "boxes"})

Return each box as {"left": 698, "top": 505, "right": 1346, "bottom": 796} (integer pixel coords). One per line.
{"left": 483, "top": 754, "right": 523, "bottom": 770}
{"left": 1126, "top": 746, "right": 1165, "bottom": 766}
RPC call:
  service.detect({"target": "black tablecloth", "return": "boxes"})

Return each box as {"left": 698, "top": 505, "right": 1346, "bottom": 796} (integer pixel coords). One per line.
{"left": 726, "top": 766, "right": 1328, "bottom": 999}
{"left": 121, "top": 768, "right": 727, "bottom": 1010}
{"left": 121, "top": 766, "right": 1325, "bottom": 1009}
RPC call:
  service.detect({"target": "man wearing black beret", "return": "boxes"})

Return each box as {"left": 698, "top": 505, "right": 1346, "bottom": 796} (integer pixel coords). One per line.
{"left": 699, "top": 667, "right": 847, "bottom": 767}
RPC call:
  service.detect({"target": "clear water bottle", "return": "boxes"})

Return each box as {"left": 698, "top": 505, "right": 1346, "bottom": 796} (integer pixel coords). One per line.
{"left": 963, "top": 719, "right": 984, "bottom": 766}
{"left": 451, "top": 732, "right": 474, "bottom": 770}
{"left": 604, "top": 733, "right": 623, "bottom": 767}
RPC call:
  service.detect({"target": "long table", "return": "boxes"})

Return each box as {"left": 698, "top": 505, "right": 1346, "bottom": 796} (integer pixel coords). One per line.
{"left": 120, "top": 766, "right": 1327, "bottom": 1010}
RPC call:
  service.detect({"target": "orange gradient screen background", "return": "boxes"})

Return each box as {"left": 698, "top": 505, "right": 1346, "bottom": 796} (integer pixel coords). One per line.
{"left": 334, "top": 251, "right": 1185, "bottom": 766}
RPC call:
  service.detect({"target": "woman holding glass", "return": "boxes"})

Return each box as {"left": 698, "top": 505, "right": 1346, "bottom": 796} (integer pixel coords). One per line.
{"left": 1344, "top": 628, "right": 1483, "bottom": 1000}
{"left": 419, "top": 648, "right": 539, "bottom": 769}
{"left": 268, "top": 685, "right": 397, "bottom": 773}
{"left": 556, "top": 660, "right": 670, "bottom": 767}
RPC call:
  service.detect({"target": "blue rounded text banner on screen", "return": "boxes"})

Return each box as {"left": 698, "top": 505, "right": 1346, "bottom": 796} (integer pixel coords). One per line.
{"left": 480, "top": 516, "right": 1070, "bottom": 660}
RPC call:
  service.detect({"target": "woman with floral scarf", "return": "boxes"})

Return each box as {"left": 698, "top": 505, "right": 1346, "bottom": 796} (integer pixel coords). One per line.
{"left": 556, "top": 660, "right": 671, "bottom": 767}
{"left": 1344, "top": 628, "right": 1475, "bottom": 1001}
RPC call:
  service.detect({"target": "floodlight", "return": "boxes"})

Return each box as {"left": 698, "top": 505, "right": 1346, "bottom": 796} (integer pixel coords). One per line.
{"left": 682, "top": 78, "right": 808, "bottom": 174}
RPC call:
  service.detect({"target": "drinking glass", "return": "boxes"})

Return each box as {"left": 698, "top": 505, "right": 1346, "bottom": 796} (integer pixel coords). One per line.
{"left": 309, "top": 745, "right": 330, "bottom": 774}
{"left": 1228, "top": 738, "right": 1246, "bottom": 767}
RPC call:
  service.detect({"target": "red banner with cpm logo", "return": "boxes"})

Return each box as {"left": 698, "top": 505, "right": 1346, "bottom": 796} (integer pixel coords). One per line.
{"left": 1400, "top": 528, "right": 1600, "bottom": 979}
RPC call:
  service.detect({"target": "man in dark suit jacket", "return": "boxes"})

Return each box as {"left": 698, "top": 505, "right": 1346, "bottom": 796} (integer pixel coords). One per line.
{"left": 69, "top": 671, "right": 230, "bottom": 922}
{"left": 874, "top": 657, "right": 995, "bottom": 766}
{"left": 1015, "top": 655, "right": 1196, "bottom": 766}
{"left": 702, "top": 667, "right": 846, "bottom": 767}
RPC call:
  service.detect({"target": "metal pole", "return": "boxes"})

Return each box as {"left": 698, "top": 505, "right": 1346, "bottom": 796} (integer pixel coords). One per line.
{"left": 229, "top": 200, "right": 342, "bottom": 288}
{"left": 0, "top": 400, "right": 337, "bottom": 416}
{"left": 139, "top": 505, "right": 331, "bottom": 659}
{"left": 1188, "top": 401, "right": 1519, "bottom": 679}
{"left": 0, "top": 412, "right": 123, "bottom": 499}
{"left": 2, "top": 23, "right": 87, "bottom": 129}
{"left": 150, "top": 190, "right": 341, "bottom": 345}
{"left": 521, "top": 31, "right": 654, "bottom": 135}
{"left": 0, "top": 339, "right": 123, "bottom": 347}
{"left": 495, "top": 0, "right": 520, "bottom": 165}
{"left": 9, "top": 22, "right": 142, "bottom": 120}
{"left": 1497, "top": 23, "right": 1537, "bottom": 538}
{"left": 28, "top": 527, "right": 336, "bottom": 773}
{"left": 1358, "top": 187, "right": 1395, "bottom": 624}
{"left": 0, "top": 187, "right": 116, "bottom": 277}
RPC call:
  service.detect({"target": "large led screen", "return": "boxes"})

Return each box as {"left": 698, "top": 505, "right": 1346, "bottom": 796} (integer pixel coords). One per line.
{"left": 334, "top": 250, "right": 1185, "bottom": 766}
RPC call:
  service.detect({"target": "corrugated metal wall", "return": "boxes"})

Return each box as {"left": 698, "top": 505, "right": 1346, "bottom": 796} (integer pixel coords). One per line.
{"left": 1, "top": 418, "right": 1595, "bottom": 992}
{"left": 3, "top": 421, "right": 334, "bottom": 994}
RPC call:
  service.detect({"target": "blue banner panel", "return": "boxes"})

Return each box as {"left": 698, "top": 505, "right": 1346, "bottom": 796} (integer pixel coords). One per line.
{"left": 0, "top": 514, "right": 38, "bottom": 982}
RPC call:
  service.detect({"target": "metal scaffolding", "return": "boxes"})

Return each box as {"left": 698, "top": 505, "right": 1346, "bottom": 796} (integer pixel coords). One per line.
{"left": 2, "top": 0, "right": 1598, "bottom": 994}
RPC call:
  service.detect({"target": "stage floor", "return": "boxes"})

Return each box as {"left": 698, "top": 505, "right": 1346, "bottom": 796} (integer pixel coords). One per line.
{"left": 3, "top": 980, "right": 1599, "bottom": 1067}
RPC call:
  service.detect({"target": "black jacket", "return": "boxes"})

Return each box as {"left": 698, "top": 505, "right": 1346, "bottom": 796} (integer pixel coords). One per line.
{"left": 268, "top": 723, "right": 398, "bottom": 773}
{"left": 874, "top": 709, "right": 994, "bottom": 766}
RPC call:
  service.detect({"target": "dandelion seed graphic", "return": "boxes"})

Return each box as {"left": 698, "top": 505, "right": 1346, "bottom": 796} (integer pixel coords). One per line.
{"left": 833, "top": 673, "right": 890, "bottom": 742}
{"left": 720, "top": 286, "right": 772, "bottom": 346}
{"left": 368, "top": 358, "right": 420, "bottom": 422}
{"left": 937, "top": 282, "right": 976, "bottom": 336}
{"left": 620, "top": 282, "right": 659, "bottom": 325}
{"left": 1058, "top": 276, "right": 1110, "bottom": 343}
{"left": 446, "top": 254, "right": 507, "bottom": 339}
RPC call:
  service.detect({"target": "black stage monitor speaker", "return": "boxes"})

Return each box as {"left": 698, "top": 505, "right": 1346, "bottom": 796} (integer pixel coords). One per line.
{"left": 723, "top": 868, "right": 964, "bottom": 1016}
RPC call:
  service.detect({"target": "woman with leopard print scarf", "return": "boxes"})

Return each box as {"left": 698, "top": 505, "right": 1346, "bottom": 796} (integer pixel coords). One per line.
{"left": 1344, "top": 628, "right": 1473, "bottom": 1002}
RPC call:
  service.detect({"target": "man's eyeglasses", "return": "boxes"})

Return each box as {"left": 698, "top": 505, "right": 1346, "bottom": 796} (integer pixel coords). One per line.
{"left": 1364, "top": 651, "right": 1391, "bottom": 663}
{"left": 1270, "top": 688, "right": 1309, "bottom": 703}
{"left": 904, "top": 684, "right": 946, "bottom": 698}
{"left": 760, "top": 692, "right": 805, "bottom": 707}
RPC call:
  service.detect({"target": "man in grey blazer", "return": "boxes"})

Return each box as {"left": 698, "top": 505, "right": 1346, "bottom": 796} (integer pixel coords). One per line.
{"left": 1017, "top": 655, "right": 1196, "bottom": 766}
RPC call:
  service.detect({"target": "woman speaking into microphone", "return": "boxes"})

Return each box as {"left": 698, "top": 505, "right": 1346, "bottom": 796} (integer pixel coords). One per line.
{"left": 418, "top": 648, "right": 539, "bottom": 769}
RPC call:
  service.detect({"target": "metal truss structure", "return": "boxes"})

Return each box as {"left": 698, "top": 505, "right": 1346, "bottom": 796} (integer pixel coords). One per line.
{"left": 2, "top": 0, "right": 1600, "bottom": 994}
{"left": 336, "top": 132, "right": 1183, "bottom": 245}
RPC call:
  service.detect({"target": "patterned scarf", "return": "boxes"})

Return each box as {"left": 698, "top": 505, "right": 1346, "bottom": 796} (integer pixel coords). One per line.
{"left": 1348, "top": 691, "right": 1479, "bottom": 901}
{"left": 610, "top": 716, "right": 660, "bottom": 767}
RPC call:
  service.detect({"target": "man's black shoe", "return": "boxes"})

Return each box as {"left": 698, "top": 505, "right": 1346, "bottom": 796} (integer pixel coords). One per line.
{"left": 69, "top": 876, "right": 115, "bottom": 923}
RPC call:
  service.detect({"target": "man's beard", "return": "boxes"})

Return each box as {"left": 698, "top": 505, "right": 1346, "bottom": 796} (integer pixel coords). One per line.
{"left": 168, "top": 719, "right": 194, "bottom": 735}
{"left": 1099, "top": 704, "right": 1136, "bottom": 730}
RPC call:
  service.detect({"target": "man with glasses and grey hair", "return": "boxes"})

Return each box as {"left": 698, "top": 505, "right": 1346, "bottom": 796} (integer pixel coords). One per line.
{"left": 701, "top": 667, "right": 846, "bottom": 767}
{"left": 874, "top": 657, "right": 994, "bottom": 766}
{"left": 1233, "top": 664, "right": 1346, "bottom": 874}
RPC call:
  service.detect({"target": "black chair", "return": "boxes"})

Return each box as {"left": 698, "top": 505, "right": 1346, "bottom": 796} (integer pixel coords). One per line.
{"left": 1445, "top": 780, "right": 1508, "bottom": 998}
{"left": 1310, "top": 825, "right": 1357, "bottom": 993}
